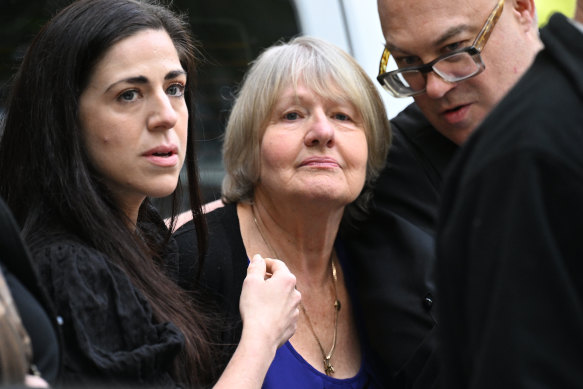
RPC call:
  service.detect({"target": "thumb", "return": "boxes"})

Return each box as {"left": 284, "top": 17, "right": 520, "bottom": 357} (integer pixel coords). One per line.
{"left": 265, "top": 257, "right": 290, "bottom": 277}
{"left": 247, "top": 253, "right": 267, "bottom": 277}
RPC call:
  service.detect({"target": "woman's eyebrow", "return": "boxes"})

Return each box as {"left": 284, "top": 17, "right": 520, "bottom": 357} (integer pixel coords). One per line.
{"left": 105, "top": 75, "right": 148, "bottom": 92}
{"left": 104, "top": 69, "right": 185, "bottom": 92}
{"left": 165, "top": 69, "right": 187, "bottom": 80}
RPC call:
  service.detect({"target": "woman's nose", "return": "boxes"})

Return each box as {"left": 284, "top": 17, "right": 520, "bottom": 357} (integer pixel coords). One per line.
{"left": 304, "top": 111, "right": 335, "bottom": 147}
{"left": 147, "top": 92, "right": 179, "bottom": 131}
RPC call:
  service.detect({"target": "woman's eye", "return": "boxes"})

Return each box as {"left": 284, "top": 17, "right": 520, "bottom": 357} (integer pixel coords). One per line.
{"left": 333, "top": 113, "right": 351, "bottom": 121}
{"left": 283, "top": 112, "right": 300, "bottom": 120}
{"left": 167, "top": 83, "right": 185, "bottom": 97}
{"left": 118, "top": 90, "right": 139, "bottom": 102}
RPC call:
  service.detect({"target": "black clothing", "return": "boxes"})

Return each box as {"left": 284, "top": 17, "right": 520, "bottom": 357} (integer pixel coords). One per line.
{"left": 175, "top": 203, "right": 245, "bottom": 364}
{"left": 28, "top": 215, "right": 184, "bottom": 387}
{"left": 0, "top": 197, "right": 60, "bottom": 383}
{"left": 437, "top": 14, "right": 583, "bottom": 388}
{"left": 340, "top": 103, "right": 457, "bottom": 388}
{"left": 174, "top": 203, "right": 383, "bottom": 386}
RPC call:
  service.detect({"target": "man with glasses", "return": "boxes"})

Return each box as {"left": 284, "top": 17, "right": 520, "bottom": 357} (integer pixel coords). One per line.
{"left": 437, "top": 0, "right": 583, "bottom": 386}
{"left": 341, "top": 0, "right": 542, "bottom": 387}
{"left": 378, "top": 0, "right": 541, "bottom": 144}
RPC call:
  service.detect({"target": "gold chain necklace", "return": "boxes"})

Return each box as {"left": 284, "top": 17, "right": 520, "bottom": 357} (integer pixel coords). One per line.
{"left": 251, "top": 204, "right": 341, "bottom": 376}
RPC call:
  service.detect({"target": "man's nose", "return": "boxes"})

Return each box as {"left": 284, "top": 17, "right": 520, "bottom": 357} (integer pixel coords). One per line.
{"left": 424, "top": 72, "right": 456, "bottom": 99}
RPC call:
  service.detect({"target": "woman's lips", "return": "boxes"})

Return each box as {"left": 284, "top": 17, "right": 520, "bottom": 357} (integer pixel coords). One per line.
{"left": 299, "top": 157, "right": 340, "bottom": 168}
{"left": 143, "top": 145, "right": 179, "bottom": 167}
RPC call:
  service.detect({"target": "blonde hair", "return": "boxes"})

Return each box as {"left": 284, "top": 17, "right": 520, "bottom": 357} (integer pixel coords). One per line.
{"left": 0, "top": 270, "right": 32, "bottom": 385}
{"left": 222, "top": 36, "right": 391, "bottom": 210}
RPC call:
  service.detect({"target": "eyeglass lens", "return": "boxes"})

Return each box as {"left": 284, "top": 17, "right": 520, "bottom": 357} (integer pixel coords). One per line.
{"left": 392, "top": 52, "right": 482, "bottom": 91}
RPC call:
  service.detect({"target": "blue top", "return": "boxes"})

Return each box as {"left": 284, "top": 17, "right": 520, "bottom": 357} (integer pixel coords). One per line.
{"left": 260, "top": 241, "right": 382, "bottom": 389}
{"left": 262, "top": 339, "right": 379, "bottom": 389}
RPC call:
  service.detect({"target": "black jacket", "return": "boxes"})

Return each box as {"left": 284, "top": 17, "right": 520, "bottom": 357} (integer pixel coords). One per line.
{"left": 340, "top": 103, "right": 457, "bottom": 388}
{"left": 437, "top": 14, "right": 583, "bottom": 388}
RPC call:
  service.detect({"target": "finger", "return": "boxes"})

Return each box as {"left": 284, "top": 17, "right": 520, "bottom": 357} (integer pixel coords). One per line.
{"left": 247, "top": 254, "right": 267, "bottom": 277}
{"left": 292, "top": 289, "right": 302, "bottom": 309}
{"left": 265, "top": 257, "right": 290, "bottom": 275}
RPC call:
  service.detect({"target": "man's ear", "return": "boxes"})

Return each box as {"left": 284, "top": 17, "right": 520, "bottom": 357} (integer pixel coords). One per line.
{"left": 512, "top": 0, "right": 538, "bottom": 31}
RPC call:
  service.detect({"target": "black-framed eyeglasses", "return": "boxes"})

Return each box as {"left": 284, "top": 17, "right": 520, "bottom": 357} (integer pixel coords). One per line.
{"left": 377, "top": 0, "right": 504, "bottom": 98}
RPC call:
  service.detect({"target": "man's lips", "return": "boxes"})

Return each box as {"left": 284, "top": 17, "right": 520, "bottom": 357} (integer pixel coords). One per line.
{"left": 143, "top": 145, "right": 179, "bottom": 167}
{"left": 441, "top": 103, "right": 471, "bottom": 125}
{"left": 299, "top": 157, "right": 340, "bottom": 168}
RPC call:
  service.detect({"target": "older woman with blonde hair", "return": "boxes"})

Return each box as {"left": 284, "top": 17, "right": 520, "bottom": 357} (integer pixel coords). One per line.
{"left": 175, "top": 36, "right": 390, "bottom": 388}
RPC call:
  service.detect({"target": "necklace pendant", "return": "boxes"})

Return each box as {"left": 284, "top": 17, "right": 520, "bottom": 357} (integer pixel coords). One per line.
{"left": 324, "top": 357, "right": 335, "bottom": 376}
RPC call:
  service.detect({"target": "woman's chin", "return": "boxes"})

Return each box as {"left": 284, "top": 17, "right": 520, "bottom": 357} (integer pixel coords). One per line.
{"left": 146, "top": 182, "right": 179, "bottom": 199}
{"left": 291, "top": 188, "right": 356, "bottom": 208}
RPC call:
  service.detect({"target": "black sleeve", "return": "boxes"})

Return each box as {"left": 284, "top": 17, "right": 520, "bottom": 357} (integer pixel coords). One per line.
{"left": 34, "top": 241, "right": 182, "bottom": 387}
{"left": 437, "top": 151, "right": 583, "bottom": 389}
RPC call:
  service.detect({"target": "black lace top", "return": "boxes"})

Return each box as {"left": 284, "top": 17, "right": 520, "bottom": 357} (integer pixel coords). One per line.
{"left": 29, "top": 221, "right": 184, "bottom": 387}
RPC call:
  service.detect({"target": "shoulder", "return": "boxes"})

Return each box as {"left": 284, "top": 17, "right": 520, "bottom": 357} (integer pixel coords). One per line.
{"left": 378, "top": 103, "right": 458, "bottom": 203}
{"left": 390, "top": 103, "right": 457, "bottom": 159}
{"left": 173, "top": 199, "right": 225, "bottom": 231}
{"left": 356, "top": 104, "right": 457, "bottom": 233}
{"left": 29, "top": 231, "right": 147, "bottom": 314}
{"left": 442, "top": 31, "right": 583, "bottom": 223}
{"left": 456, "top": 37, "right": 583, "bottom": 183}
{"left": 174, "top": 202, "right": 241, "bottom": 251}
{"left": 31, "top": 231, "right": 107, "bottom": 273}
{"left": 450, "top": 12, "right": 583, "bottom": 184}
{"left": 30, "top": 232, "right": 113, "bottom": 306}
{"left": 174, "top": 203, "right": 247, "bottom": 293}
{"left": 31, "top": 232, "right": 110, "bottom": 272}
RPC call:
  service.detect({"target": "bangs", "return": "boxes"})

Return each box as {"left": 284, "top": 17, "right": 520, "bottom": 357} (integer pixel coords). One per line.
{"left": 274, "top": 43, "right": 358, "bottom": 106}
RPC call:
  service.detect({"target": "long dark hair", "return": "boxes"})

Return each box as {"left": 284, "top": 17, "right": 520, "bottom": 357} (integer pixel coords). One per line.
{"left": 0, "top": 0, "right": 214, "bottom": 385}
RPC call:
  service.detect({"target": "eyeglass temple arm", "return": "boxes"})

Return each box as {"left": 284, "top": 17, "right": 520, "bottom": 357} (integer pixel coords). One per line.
{"left": 379, "top": 47, "right": 391, "bottom": 75}
{"left": 473, "top": 0, "right": 504, "bottom": 51}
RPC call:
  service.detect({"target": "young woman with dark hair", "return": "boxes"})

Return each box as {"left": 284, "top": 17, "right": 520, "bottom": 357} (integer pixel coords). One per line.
{"left": 0, "top": 0, "right": 300, "bottom": 387}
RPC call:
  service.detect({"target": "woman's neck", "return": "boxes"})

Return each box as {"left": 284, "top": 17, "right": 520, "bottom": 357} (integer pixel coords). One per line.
{"left": 114, "top": 192, "right": 146, "bottom": 227}
{"left": 240, "top": 195, "right": 344, "bottom": 286}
